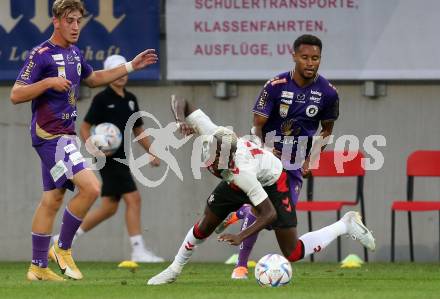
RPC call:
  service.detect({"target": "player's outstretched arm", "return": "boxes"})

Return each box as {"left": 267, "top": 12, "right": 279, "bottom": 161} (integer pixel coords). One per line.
{"left": 83, "top": 49, "right": 158, "bottom": 88}
{"left": 171, "top": 94, "right": 196, "bottom": 135}
{"left": 10, "top": 77, "right": 72, "bottom": 104}
{"left": 218, "top": 198, "right": 276, "bottom": 246}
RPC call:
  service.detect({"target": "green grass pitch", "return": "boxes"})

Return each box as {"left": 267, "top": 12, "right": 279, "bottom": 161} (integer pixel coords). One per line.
{"left": 1, "top": 262, "right": 439, "bottom": 299}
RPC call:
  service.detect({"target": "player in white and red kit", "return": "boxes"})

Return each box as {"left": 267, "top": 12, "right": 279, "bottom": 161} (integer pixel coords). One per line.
{"left": 147, "top": 96, "right": 375, "bottom": 285}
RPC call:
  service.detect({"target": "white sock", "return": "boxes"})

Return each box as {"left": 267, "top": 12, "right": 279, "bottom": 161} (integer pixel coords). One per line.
{"left": 53, "top": 227, "right": 84, "bottom": 246}
{"left": 74, "top": 227, "right": 85, "bottom": 242}
{"left": 170, "top": 226, "right": 206, "bottom": 273}
{"left": 299, "top": 220, "right": 348, "bottom": 258}
{"left": 130, "top": 234, "right": 145, "bottom": 252}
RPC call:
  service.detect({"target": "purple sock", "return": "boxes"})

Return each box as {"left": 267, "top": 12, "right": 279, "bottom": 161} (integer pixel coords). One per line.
{"left": 236, "top": 210, "right": 258, "bottom": 268}
{"left": 32, "top": 233, "right": 51, "bottom": 268}
{"left": 236, "top": 204, "right": 252, "bottom": 220}
{"left": 58, "top": 208, "right": 82, "bottom": 250}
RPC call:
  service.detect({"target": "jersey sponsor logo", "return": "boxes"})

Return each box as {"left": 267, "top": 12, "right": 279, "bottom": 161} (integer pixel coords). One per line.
{"left": 306, "top": 105, "right": 319, "bottom": 117}
{"left": 309, "top": 96, "right": 321, "bottom": 103}
{"left": 64, "top": 144, "right": 77, "bottom": 154}
{"left": 129, "top": 100, "right": 135, "bottom": 111}
{"left": 52, "top": 54, "right": 64, "bottom": 61}
{"left": 328, "top": 83, "right": 338, "bottom": 91}
{"left": 281, "top": 91, "right": 294, "bottom": 99}
{"left": 107, "top": 104, "right": 115, "bottom": 108}
{"left": 57, "top": 66, "right": 66, "bottom": 78}
{"left": 20, "top": 60, "right": 35, "bottom": 80}
{"left": 67, "top": 54, "right": 75, "bottom": 64}
{"left": 69, "top": 151, "right": 85, "bottom": 166}
{"left": 281, "top": 98, "right": 292, "bottom": 105}
{"left": 256, "top": 90, "right": 268, "bottom": 110}
{"left": 56, "top": 61, "right": 65, "bottom": 66}
{"left": 310, "top": 90, "right": 322, "bottom": 97}
{"left": 50, "top": 160, "right": 68, "bottom": 182}
{"left": 271, "top": 78, "right": 287, "bottom": 86}
{"left": 77, "top": 63, "right": 81, "bottom": 76}
{"left": 279, "top": 104, "right": 289, "bottom": 118}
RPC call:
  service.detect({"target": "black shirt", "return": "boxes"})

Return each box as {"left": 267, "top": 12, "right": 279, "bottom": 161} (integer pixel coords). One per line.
{"left": 84, "top": 86, "right": 143, "bottom": 159}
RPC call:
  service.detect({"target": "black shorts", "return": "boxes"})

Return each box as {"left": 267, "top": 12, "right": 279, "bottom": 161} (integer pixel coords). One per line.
{"left": 99, "top": 161, "right": 137, "bottom": 199}
{"left": 206, "top": 171, "right": 297, "bottom": 228}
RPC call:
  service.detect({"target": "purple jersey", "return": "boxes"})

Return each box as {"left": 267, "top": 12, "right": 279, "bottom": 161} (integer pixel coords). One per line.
{"left": 253, "top": 71, "right": 339, "bottom": 157}
{"left": 16, "top": 40, "right": 93, "bottom": 146}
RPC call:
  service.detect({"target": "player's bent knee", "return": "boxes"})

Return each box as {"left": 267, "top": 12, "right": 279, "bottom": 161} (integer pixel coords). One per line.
{"left": 81, "top": 183, "right": 101, "bottom": 200}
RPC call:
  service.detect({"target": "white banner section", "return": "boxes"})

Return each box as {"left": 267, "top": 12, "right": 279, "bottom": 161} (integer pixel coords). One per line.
{"left": 166, "top": 0, "right": 440, "bottom": 80}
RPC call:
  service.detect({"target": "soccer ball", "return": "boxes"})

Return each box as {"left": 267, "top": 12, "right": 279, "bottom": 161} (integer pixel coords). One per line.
{"left": 255, "top": 254, "right": 292, "bottom": 287}
{"left": 92, "top": 122, "right": 122, "bottom": 153}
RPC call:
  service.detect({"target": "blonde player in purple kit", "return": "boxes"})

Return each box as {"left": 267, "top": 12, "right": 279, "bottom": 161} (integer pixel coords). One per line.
{"left": 221, "top": 34, "right": 344, "bottom": 279}
{"left": 10, "top": 0, "right": 158, "bottom": 281}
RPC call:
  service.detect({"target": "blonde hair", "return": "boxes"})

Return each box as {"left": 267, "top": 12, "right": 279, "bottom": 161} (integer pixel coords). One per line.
{"left": 52, "top": 0, "right": 86, "bottom": 18}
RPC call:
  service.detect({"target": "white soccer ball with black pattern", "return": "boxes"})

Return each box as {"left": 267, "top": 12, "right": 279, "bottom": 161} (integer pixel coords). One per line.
{"left": 255, "top": 254, "right": 292, "bottom": 287}
{"left": 93, "top": 122, "right": 122, "bottom": 153}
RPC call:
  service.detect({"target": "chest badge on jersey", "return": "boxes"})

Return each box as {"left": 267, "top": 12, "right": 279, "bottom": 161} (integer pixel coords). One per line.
{"left": 77, "top": 63, "right": 81, "bottom": 76}
{"left": 306, "top": 105, "right": 319, "bottom": 117}
{"left": 279, "top": 104, "right": 289, "bottom": 118}
{"left": 128, "top": 100, "right": 135, "bottom": 111}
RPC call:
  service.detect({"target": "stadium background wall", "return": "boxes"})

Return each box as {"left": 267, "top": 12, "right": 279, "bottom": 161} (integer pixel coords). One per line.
{"left": 0, "top": 82, "right": 439, "bottom": 262}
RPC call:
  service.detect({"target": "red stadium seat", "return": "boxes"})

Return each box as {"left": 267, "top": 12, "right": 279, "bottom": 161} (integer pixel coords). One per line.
{"left": 390, "top": 151, "right": 440, "bottom": 262}
{"left": 296, "top": 151, "right": 368, "bottom": 261}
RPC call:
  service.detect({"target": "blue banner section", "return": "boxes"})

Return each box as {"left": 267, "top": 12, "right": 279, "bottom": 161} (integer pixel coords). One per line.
{"left": 0, "top": 0, "right": 160, "bottom": 81}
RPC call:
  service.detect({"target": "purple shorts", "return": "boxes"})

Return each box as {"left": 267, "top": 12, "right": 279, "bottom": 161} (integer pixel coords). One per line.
{"left": 286, "top": 169, "right": 303, "bottom": 205}
{"left": 34, "top": 136, "right": 88, "bottom": 191}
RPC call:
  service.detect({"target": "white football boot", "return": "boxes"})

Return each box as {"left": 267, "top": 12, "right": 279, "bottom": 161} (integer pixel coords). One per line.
{"left": 342, "top": 211, "right": 376, "bottom": 251}
{"left": 147, "top": 265, "right": 180, "bottom": 285}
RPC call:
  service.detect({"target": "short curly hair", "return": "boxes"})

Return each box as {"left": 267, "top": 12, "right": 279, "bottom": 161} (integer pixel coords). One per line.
{"left": 52, "top": 0, "right": 86, "bottom": 18}
{"left": 293, "top": 34, "right": 322, "bottom": 52}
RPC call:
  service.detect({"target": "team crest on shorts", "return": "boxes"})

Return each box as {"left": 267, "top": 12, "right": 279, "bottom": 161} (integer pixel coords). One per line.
{"left": 208, "top": 194, "right": 215, "bottom": 204}
{"left": 279, "top": 104, "right": 289, "bottom": 118}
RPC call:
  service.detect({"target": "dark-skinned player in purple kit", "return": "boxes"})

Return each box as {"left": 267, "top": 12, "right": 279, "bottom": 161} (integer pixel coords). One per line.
{"left": 217, "top": 34, "right": 350, "bottom": 279}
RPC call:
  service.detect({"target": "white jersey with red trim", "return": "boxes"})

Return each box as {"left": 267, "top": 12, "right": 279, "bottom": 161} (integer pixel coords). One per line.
{"left": 186, "top": 109, "right": 283, "bottom": 206}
